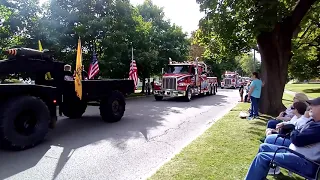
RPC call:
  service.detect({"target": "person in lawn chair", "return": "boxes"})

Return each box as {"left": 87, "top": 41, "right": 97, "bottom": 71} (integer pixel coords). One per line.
{"left": 245, "top": 97, "right": 320, "bottom": 179}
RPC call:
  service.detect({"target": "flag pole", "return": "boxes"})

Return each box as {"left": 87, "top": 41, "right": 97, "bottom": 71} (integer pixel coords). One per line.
{"left": 131, "top": 42, "right": 134, "bottom": 61}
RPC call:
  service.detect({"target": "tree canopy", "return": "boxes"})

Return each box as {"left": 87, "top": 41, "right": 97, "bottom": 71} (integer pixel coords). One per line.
{"left": 195, "top": 0, "right": 320, "bottom": 115}
{"left": 0, "top": 0, "right": 190, "bottom": 81}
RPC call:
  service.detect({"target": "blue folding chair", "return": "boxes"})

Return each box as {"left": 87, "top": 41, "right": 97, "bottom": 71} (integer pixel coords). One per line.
{"left": 269, "top": 147, "right": 320, "bottom": 180}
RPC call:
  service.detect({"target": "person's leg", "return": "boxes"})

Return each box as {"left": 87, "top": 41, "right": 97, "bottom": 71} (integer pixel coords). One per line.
{"left": 258, "top": 143, "right": 286, "bottom": 153}
{"left": 250, "top": 96, "right": 258, "bottom": 117}
{"left": 253, "top": 97, "right": 259, "bottom": 117}
{"left": 245, "top": 151, "right": 317, "bottom": 180}
{"left": 266, "top": 119, "right": 281, "bottom": 129}
{"left": 249, "top": 96, "right": 255, "bottom": 117}
{"left": 264, "top": 134, "right": 292, "bottom": 147}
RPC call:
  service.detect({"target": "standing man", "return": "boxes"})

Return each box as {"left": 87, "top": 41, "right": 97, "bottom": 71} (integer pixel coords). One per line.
{"left": 64, "top": 64, "right": 74, "bottom": 81}
{"left": 247, "top": 72, "right": 262, "bottom": 120}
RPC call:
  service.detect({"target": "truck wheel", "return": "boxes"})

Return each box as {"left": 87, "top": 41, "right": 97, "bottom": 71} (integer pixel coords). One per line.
{"left": 154, "top": 96, "right": 163, "bottom": 101}
{"left": 0, "top": 96, "right": 50, "bottom": 150}
{"left": 184, "top": 87, "right": 192, "bottom": 102}
{"left": 221, "top": 87, "right": 224, "bottom": 89}
{"left": 62, "top": 99, "right": 87, "bottom": 119}
{"left": 100, "top": 90, "right": 125, "bottom": 123}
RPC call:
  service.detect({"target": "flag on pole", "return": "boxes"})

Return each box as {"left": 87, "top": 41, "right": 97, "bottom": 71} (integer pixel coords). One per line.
{"left": 38, "top": 40, "right": 43, "bottom": 51}
{"left": 128, "top": 44, "right": 138, "bottom": 90}
{"left": 75, "top": 37, "right": 83, "bottom": 100}
{"left": 88, "top": 51, "right": 100, "bottom": 79}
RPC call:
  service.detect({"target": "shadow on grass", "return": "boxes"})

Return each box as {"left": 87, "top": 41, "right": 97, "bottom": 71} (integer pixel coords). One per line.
{"left": 303, "top": 88, "right": 320, "bottom": 95}
{"left": 282, "top": 98, "right": 293, "bottom": 103}
{"left": 272, "top": 173, "right": 304, "bottom": 180}
{"left": 252, "top": 121, "right": 266, "bottom": 126}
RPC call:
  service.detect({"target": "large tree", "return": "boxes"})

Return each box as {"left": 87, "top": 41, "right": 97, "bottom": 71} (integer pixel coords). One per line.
{"left": 197, "top": 0, "right": 319, "bottom": 115}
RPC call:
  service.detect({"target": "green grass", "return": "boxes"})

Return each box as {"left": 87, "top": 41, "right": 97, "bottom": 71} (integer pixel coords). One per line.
{"left": 285, "top": 83, "right": 320, "bottom": 98}
{"left": 126, "top": 92, "right": 146, "bottom": 98}
{"left": 149, "top": 93, "right": 304, "bottom": 180}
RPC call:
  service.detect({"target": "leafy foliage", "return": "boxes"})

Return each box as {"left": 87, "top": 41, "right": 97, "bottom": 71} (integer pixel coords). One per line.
{"left": 0, "top": 0, "right": 190, "bottom": 80}
{"left": 235, "top": 53, "right": 261, "bottom": 76}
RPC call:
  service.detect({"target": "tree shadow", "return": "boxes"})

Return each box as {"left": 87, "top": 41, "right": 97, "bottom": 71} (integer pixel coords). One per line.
{"left": 252, "top": 120, "right": 266, "bottom": 126}
{"left": 0, "top": 93, "right": 231, "bottom": 180}
{"left": 269, "top": 172, "right": 304, "bottom": 180}
{"left": 303, "top": 88, "right": 320, "bottom": 95}
{"left": 282, "top": 98, "right": 293, "bottom": 103}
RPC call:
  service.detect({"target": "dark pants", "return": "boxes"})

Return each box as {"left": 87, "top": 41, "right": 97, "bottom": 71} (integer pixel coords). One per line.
{"left": 267, "top": 119, "right": 282, "bottom": 129}
{"left": 250, "top": 96, "right": 259, "bottom": 117}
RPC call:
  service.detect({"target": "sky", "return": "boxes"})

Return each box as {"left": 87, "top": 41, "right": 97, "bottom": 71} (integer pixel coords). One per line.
{"left": 130, "top": 0, "right": 204, "bottom": 35}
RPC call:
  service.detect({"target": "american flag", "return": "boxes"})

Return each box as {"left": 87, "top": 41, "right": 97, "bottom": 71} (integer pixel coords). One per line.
{"left": 129, "top": 59, "right": 138, "bottom": 89}
{"left": 88, "top": 51, "right": 100, "bottom": 79}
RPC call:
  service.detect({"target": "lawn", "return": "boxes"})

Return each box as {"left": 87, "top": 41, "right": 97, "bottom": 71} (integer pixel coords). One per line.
{"left": 149, "top": 93, "right": 304, "bottom": 180}
{"left": 285, "top": 83, "right": 320, "bottom": 98}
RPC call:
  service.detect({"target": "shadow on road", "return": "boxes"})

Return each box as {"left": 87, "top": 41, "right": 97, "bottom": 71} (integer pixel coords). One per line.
{"left": 0, "top": 90, "right": 232, "bottom": 180}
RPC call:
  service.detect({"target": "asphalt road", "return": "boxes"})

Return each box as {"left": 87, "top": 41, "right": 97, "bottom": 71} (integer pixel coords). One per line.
{"left": 0, "top": 89, "right": 239, "bottom": 180}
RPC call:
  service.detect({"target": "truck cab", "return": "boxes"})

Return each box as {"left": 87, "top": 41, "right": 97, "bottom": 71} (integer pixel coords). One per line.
{"left": 154, "top": 57, "right": 215, "bottom": 101}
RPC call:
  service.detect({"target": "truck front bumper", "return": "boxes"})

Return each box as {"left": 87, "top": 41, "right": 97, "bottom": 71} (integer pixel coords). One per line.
{"left": 222, "top": 84, "right": 235, "bottom": 88}
{"left": 154, "top": 89, "right": 185, "bottom": 97}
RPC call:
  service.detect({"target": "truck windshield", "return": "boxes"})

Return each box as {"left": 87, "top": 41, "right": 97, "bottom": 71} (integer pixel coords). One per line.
{"left": 225, "top": 74, "right": 235, "bottom": 78}
{"left": 167, "top": 65, "right": 190, "bottom": 74}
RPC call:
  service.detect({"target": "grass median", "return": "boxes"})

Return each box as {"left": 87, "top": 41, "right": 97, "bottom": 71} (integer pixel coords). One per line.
{"left": 149, "top": 93, "right": 304, "bottom": 180}
{"left": 285, "top": 83, "right": 320, "bottom": 98}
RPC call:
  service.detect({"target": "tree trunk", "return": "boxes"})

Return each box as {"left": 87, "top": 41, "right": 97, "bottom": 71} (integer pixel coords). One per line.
{"left": 258, "top": 0, "right": 317, "bottom": 116}
{"left": 258, "top": 24, "right": 293, "bottom": 116}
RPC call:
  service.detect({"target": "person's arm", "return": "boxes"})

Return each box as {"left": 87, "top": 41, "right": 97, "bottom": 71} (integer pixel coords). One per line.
{"left": 247, "top": 81, "right": 255, "bottom": 97}
{"left": 277, "top": 116, "right": 292, "bottom": 121}
{"left": 290, "top": 123, "right": 320, "bottom": 147}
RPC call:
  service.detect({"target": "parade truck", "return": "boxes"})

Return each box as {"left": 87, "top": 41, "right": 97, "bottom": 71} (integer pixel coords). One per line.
{"left": 0, "top": 48, "right": 134, "bottom": 150}
{"left": 153, "top": 57, "right": 216, "bottom": 102}
{"left": 220, "top": 71, "right": 240, "bottom": 89}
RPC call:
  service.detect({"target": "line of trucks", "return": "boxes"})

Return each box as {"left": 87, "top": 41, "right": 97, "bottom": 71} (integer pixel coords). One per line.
{"left": 0, "top": 48, "right": 220, "bottom": 151}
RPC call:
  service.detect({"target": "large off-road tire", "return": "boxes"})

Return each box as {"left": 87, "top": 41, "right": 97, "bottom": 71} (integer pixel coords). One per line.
{"left": 100, "top": 90, "right": 126, "bottom": 123}
{"left": 154, "top": 96, "right": 163, "bottom": 101}
{"left": 62, "top": 98, "right": 87, "bottom": 119}
{"left": 184, "top": 87, "right": 192, "bottom": 102}
{"left": 0, "top": 96, "right": 50, "bottom": 150}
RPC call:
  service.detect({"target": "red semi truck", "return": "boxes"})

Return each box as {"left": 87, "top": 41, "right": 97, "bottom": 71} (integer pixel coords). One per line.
{"left": 153, "top": 57, "right": 216, "bottom": 102}
{"left": 220, "top": 71, "right": 240, "bottom": 89}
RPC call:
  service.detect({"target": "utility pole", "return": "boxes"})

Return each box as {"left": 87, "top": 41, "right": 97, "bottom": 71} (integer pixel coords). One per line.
{"left": 253, "top": 49, "right": 256, "bottom": 72}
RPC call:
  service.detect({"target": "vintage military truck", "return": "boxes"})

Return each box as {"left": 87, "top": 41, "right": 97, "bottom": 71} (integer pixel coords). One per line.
{"left": 0, "top": 48, "right": 134, "bottom": 150}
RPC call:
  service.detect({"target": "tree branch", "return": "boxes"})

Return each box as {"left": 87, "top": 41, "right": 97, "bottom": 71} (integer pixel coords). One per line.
{"left": 291, "top": 0, "right": 318, "bottom": 32}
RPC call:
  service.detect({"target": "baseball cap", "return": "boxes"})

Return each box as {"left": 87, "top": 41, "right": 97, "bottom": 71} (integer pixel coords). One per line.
{"left": 307, "top": 97, "right": 320, "bottom": 106}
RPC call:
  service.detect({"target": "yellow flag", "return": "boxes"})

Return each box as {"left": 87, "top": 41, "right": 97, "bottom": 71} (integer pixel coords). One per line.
{"left": 38, "top": 40, "right": 43, "bottom": 51}
{"left": 75, "top": 37, "right": 83, "bottom": 100}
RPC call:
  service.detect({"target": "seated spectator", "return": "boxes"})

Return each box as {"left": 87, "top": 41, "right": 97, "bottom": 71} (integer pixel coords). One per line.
{"left": 266, "top": 93, "right": 309, "bottom": 129}
{"left": 264, "top": 108, "right": 312, "bottom": 147}
{"left": 245, "top": 97, "right": 320, "bottom": 179}
{"left": 265, "top": 101, "right": 308, "bottom": 136}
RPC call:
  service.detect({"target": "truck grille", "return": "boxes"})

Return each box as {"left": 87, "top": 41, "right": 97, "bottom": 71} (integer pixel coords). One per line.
{"left": 162, "top": 77, "right": 177, "bottom": 90}
{"left": 225, "top": 79, "right": 231, "bottom": 85}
